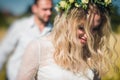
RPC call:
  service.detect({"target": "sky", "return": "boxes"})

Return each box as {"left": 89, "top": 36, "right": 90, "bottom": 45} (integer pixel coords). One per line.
{"left": 0, "top": 0, "right": 119, "bottom": 16}
{"left": 0, "top": 0, "right": 34, "bottom": 16}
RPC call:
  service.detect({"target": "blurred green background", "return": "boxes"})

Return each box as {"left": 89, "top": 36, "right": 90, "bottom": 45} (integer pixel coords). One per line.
{"left": 0, "top": 0, "right": 120, "bottom": 80}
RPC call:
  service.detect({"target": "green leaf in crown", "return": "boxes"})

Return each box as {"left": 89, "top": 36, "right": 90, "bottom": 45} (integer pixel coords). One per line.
{"left": 55, "top": 0, "right": 112, "bottom": 14}
{"left": 76, "top": 0, "right": 81, "bottom": 4}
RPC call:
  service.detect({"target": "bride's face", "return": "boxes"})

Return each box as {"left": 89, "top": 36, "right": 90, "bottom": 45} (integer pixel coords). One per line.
{"left": 77, "top": 14, "right": 101, "bottom": 45}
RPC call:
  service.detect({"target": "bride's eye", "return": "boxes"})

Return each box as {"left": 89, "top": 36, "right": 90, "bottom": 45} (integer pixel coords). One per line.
{"left": 78, "top": 25, "right": 84, "bottom": 31}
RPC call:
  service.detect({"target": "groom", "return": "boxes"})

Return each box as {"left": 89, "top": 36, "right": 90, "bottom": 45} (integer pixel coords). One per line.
{"left": 0, "top": 0, "right": 53, "bottom": 80}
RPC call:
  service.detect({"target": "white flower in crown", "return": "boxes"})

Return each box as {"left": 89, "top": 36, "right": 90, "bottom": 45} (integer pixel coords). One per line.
{"left": 59, "top": 1, "right": 67, "bottom": 8}
{"left": 75, "top": 3, "right": 80, "bottom": 7}
{"left": 81, "top": 0, "right": 89, "bottom": 4}
{"left": 55, "top": 6, "right": 60, "bottom": 12}
{"left": 69, "top": 0, "right": 74, "bottom": 4}
{"left": 104, "top": 0, "right": 112, "bottom": 4}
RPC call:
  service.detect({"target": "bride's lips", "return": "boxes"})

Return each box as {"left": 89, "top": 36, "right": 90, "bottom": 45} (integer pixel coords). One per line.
{"left": 80, "top": 37, "right": 87, "bottom": 44}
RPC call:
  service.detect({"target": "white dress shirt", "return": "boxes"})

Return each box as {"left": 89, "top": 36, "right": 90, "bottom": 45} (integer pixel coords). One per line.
{"left": 0, "top": 15, "right": 52, "bottom": 80}
{"left": 0, "top": 15, "right": 34, "bottom": 70}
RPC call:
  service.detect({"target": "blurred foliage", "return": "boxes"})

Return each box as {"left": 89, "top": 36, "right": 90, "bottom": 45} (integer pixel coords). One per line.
{"left": 111, "top": 6, "right": 120, "bottom": 33}
{"left": 0, "top": 13, "right": 13, "bottom": 28}
{"left": 102, "top": 32, "right": 120, "bottom": 80}
{"left": 0, "top": 64, "right": 6, "bottom": 80}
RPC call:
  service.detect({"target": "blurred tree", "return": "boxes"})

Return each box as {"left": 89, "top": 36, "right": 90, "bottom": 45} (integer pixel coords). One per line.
{"left": 0, "top": 12, "right": 19, "bottom": 29}
{"left": 111, "top": 5, "right": 120, "bottom": 33}
{"left": 0, "top": 13, "right": 9, "bottom": 28}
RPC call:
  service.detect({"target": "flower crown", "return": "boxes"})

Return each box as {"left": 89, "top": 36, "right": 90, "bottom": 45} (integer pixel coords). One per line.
{"left": 55, "top": 0, "right": 112, "bottom": 13}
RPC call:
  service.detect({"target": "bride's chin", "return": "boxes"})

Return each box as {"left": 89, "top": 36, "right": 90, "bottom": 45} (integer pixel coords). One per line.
{"left": 80, "top": 39, "right": 87, "bottom": 45}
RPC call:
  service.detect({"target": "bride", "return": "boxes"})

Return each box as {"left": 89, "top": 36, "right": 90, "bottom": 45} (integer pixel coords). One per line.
{"left": 17, "top": 0, "right": 117, "bottom": 80}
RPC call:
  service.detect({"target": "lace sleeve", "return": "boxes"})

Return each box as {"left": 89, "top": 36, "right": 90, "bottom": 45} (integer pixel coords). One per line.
{"left": 16, "top": 40, "right": 40, "bottom": 80}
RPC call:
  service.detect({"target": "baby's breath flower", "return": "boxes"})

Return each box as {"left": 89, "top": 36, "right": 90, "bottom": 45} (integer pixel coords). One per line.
{"left": 55, "top": 6, "right": 60, "bottom": 12}
{"left": 75, "top": 3, "right": 80, "bottom": 7}
{"left": 81, "top": 0, "right": 89, "bottom": 4}
{"left": 59, "top": 1, "right": 67, "bottom": 8}
{"left": 104, "top": 0, "right": 111, "bottom": 4}
{"left": 69, "top": 0, "right": 74, "bottom": 4}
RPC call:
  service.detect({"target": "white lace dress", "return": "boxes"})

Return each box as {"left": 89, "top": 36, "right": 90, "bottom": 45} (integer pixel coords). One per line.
{"left": 17, "top": 37, "right": 96, "bottom": 80}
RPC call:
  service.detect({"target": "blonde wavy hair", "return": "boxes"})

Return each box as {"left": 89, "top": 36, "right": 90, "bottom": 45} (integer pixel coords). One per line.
{"left": 50, "top": 3, "right": 118, "bottom": 77}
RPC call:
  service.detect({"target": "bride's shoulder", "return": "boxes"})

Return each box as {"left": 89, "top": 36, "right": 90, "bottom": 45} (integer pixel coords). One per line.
{"left": 27, "top": 35, "right": 53, "bottom": 49}
{"left": 37, "top": 36, "right": 53, "bottom": 47}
